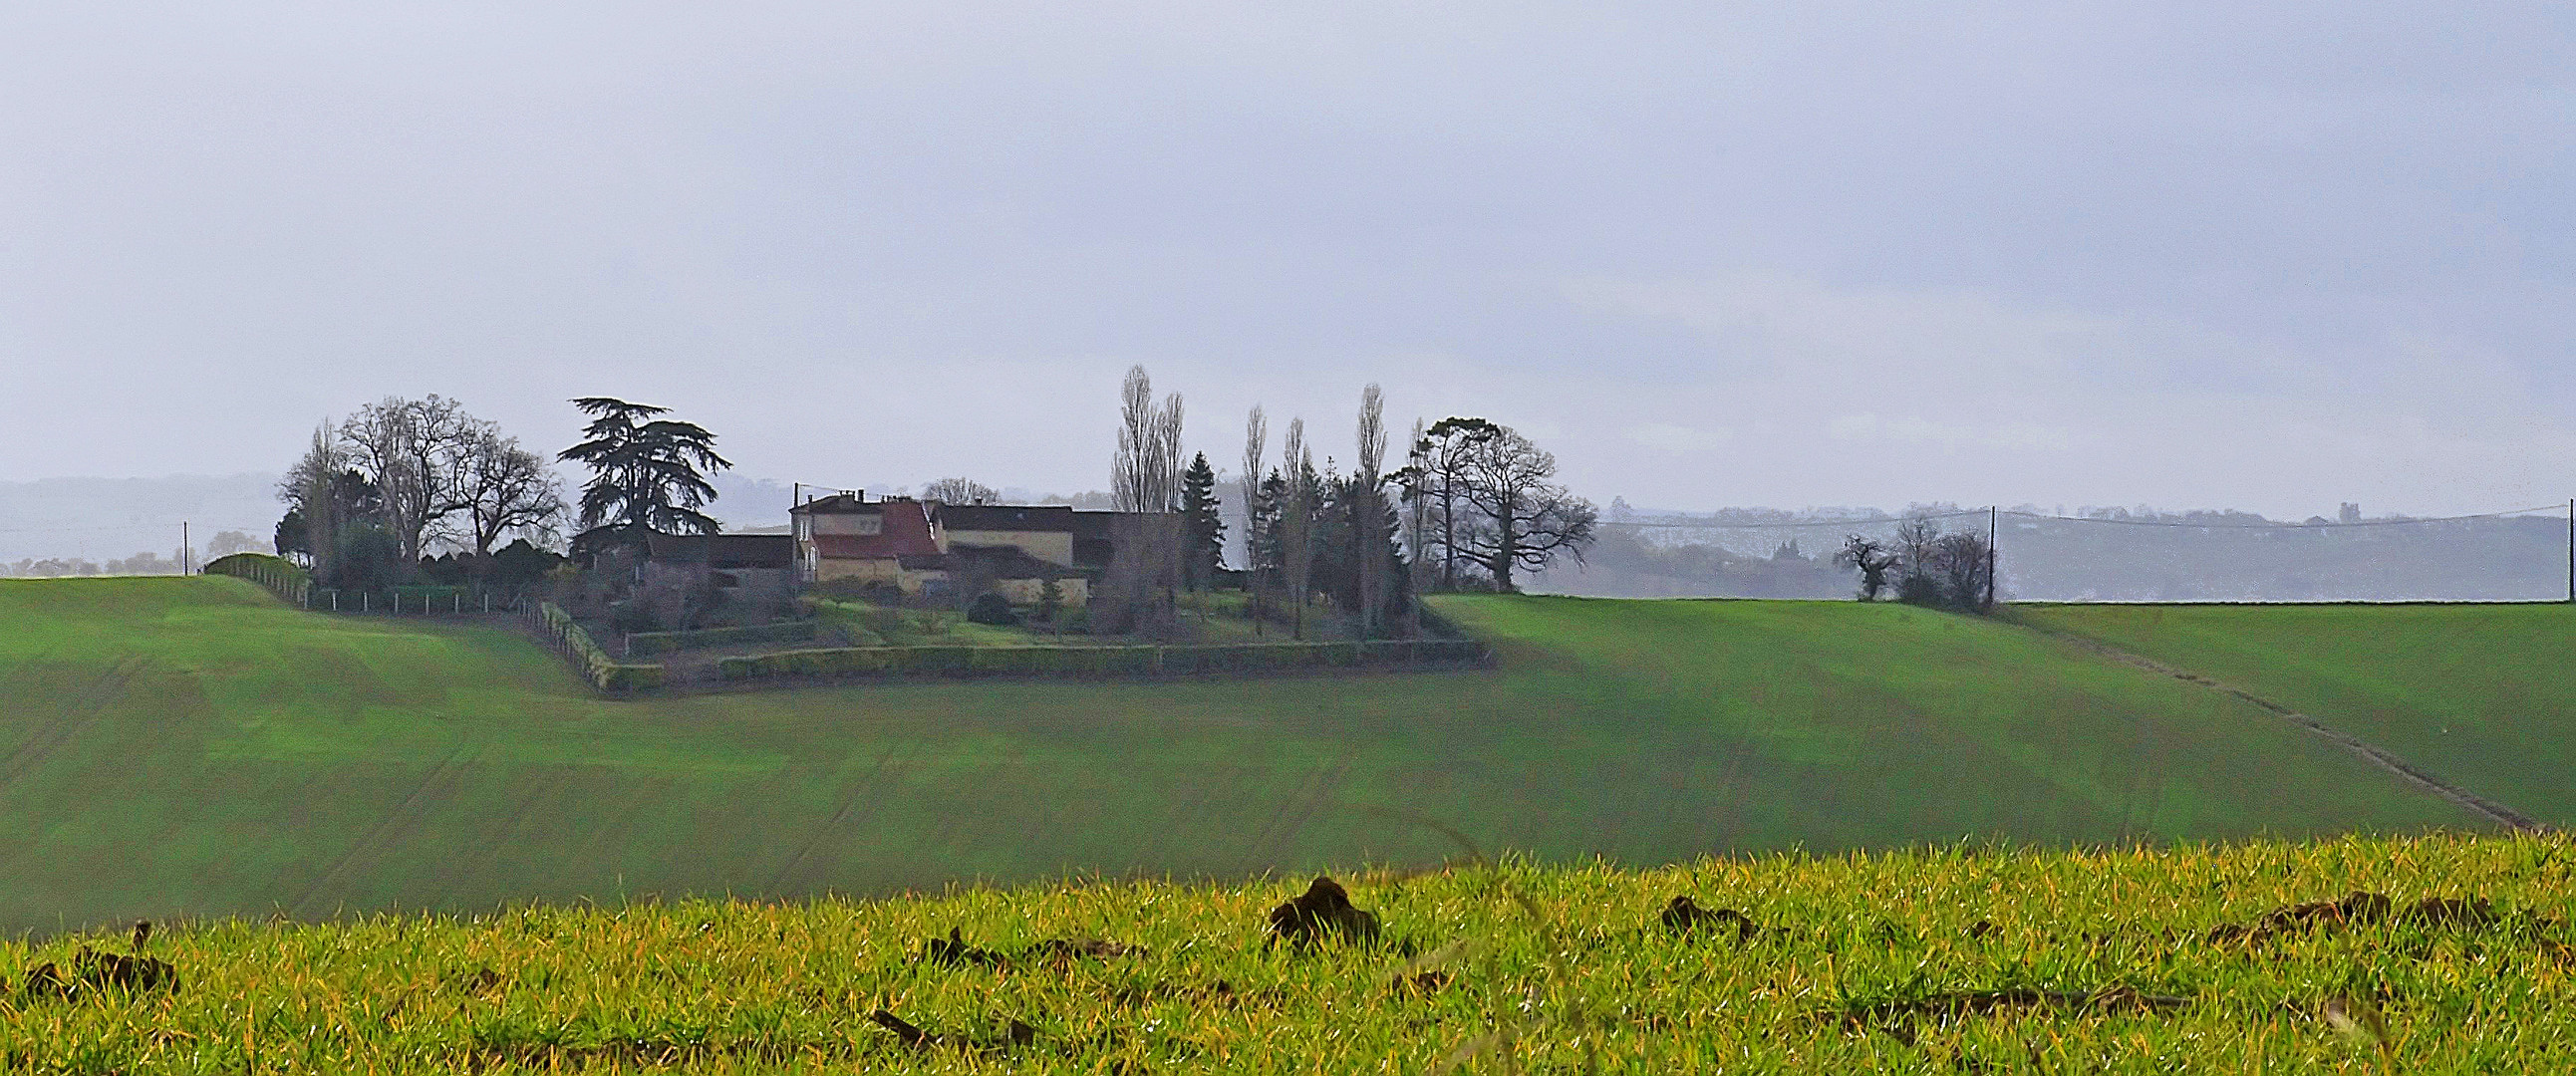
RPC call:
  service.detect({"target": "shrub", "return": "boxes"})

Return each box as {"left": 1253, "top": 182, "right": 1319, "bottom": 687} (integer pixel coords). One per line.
{"left": 608, "top": 601, "right": 660, "bottom": 635}
{"left": 966, "top": 592, "right": 1020, "bottom": 627}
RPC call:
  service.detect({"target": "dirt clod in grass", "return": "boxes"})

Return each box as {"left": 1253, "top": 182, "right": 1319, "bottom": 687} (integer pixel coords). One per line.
{"left": 20, "top": 947, "right": 182, "bottom": 1002}
{"left": 924, "top": 929, "right": 1146, "bottom": 969}
{"left": 1392, "top": 969, "right": 1451, "bottom": 994}
{"left": 1031, "top": 938, "right": 1147, "bottom": 962}
{"left": 73, "top": 947, "right": 178, "bottom": 994}
{"left": 1966, "top": 919, "right": 1997, "bottom": 942}
{"left": 2406, "top": 896, "right": 2500, "bottom": 930}
{"left": 1267, "top": 876, "right": 1380, "bottom": 949}
{"left": 1661, "top": 896, "right": 1760, "bottom": 943}
{"left": 2208, "top": 892, "right": 2507, "bottom": 945}
{"left": 1836, "top": 986, "right": 2189, "bottom": 1043}
{"left": 926, "top": 928, "right": 1009, "bottom": 967}
{"left": 868, "top": 1009, "right": 1037, "bottom": 1053}
{"left": 19, "top": 961, "right": 69, "bottom": 1000}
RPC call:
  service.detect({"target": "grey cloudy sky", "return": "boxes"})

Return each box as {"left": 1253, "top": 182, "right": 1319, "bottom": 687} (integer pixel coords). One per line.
{"left": 3, "top": 2, "right": 2570, "bottom": 518}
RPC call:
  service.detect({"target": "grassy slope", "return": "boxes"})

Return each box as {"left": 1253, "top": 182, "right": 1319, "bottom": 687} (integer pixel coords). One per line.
{"left": 0, "top": 580, "right": 2469, "bottom": 933}
{"left": 3, "top": 834, "right": 2568, "bottom": 1072}
{"left": 2017, "top": 603, "right": 2576, "bottom": 827}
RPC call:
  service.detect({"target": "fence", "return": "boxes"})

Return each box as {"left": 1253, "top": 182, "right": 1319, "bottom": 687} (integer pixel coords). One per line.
{"left": 532, "top": 603, "right": 667, "bottom": 692}
{"left": 202, "top": 553, "right": 312, "bottom": 606}
{"left": 716, "top": 638, "right": 1490, "bottom": 683}
{"left": 203, "top": 554, "right": 529, "bottom": 615}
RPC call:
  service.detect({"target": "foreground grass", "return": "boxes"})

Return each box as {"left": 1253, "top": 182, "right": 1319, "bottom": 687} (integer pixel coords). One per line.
{"left": 2018, "top": 603, "right": 2576, "bottom": 827}
{"left": 6, "top": 833, "right": 2570, "bottom": 1073}
{"left": 0, "top": 580, "right": 2477, "bottom": 934}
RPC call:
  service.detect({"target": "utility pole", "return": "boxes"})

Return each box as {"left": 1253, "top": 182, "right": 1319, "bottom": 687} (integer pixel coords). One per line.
{"left": 181, "top": 521, "right": 189, "bottom": 575}
{"left": 2565, "top": 499, "right": 2572, "bottom": 603}
{"left": 1985, "top": 505, "right": 1998, "bottom": 612}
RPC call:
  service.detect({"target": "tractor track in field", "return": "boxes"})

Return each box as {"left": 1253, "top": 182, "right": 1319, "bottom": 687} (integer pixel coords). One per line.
{"left": 288, "top": 746, "right": 486, "bottom": 918}
{"left": 768, "top": 746, "right": 913, "bottom": 894}
{"left": 2015, "top": 620, "right": 2547, "bottom": 834}
{"left": 0, "top": 659, "right": 145, "bottom": 791}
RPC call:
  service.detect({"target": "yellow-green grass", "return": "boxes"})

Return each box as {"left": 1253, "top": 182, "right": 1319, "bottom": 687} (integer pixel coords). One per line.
{"left": 4, "top": 833, "right": 2569, "bottom": 1072}
{"left": 2016, "top": 603, "right": 2576, "bottom": 827}
{"left": 0, "top": 580, "right": 2474, "bottom": 935}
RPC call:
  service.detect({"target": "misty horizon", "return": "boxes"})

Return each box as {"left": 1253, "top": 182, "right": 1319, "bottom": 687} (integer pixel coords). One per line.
{"left": 4, "top": 4, "right": 2571, "bottom": 518}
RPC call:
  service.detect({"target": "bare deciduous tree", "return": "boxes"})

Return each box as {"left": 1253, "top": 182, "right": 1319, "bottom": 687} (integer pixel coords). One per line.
{"left": 1240, "top": 404, "right": 1270, "bottom": 626}
{"left": 1455, "top": 424, "right": 1595, "bottom": 592}
{"left": 340, "top": 396, "right": 479, "bottom": 563}
{"left": 1834, "top": 535, "right": 1899, "bottom": 601}
{"left": 1928, "top": 532, "right": 1995, "bottom": 612}
{"left": 1405, "top": 416, "right": 1501, "bottom": 589}
{"left": 1280, "top": 417, "right": 1316, "bottom": 637}
{"left": 458, "top": 427, "right": 566, "bottom": 563}
{"left": 921, "top": 478, "right": 999, "bottom": 505}
{"left": 279, "top": 422, "right": 350, "bottom": 579}
{"left": 1111, "top": 366, "right": 1186, "bottom": 513}
{"left": 1352, "top": 385, "right": 1387, "bottom": 637}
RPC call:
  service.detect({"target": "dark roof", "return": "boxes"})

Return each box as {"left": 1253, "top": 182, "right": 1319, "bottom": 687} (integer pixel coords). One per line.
{"left": 646, "top": 532, "right": 794, "bottom": 569}
{"left": 1065, "top": 510, "right": 1120, "bottom": 540}
{"left": 939, "top": 504, "right": 1078, "bottom": 532}
{"left": 790, "top": 492, "right": 881, "bottom": 515}
{"left": 949, "top": 543, "right": 1087, "bottom": 580}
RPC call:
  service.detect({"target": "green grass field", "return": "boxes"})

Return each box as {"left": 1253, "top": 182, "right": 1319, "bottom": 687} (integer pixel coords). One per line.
{"left": 2018, "top": 603, "right": 2576, "bottom": 828}
{"left": 0, "top": 578, "right": 2477, "bottom": 935}
{"left": 4, "top": 834, "right": 2568, "bottom": 1072}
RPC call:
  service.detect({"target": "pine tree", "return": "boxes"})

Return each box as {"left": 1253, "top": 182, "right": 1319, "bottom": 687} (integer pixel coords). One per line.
{"left": 1180, "top": 452, "right": 1226, "bottom": 590}
{"left": 555, "top": 397, "right": 731, "bottom": 550}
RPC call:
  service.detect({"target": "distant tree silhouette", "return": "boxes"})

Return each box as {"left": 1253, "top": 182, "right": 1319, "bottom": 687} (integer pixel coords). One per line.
{"left": 1179, "top": 452, "right": 1225, "bottom": 589}
{"left": 556, "top": 398, "right": 730, "bottom": 552}
{"left": 921, "top": 477, "right": 999, "bottom": 505}
{"left": 1835, "top": 535, "right": 1899, "bottom": 601}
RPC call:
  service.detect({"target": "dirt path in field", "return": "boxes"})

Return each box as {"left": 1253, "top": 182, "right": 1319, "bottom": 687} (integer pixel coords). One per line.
{"left": 2013, "top": 619, "right": 2548, "bottom": 834}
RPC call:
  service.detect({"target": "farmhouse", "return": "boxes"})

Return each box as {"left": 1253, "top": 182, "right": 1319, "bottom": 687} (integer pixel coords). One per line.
{"left": 788, "top": 491, "right": 1093, "bottom": 606}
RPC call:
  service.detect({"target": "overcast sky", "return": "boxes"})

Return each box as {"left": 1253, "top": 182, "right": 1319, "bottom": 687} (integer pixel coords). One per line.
{"left": 3, "top": 2, "right": 2570, "bottom": 517}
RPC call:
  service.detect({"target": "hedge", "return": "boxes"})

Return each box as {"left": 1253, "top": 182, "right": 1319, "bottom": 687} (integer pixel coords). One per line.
{"left": 203, "top": 552, "right": 312, "bottom": 606}
{"left": 625, "top": 620, "right": 822, "bottom": 658}
{"left": 538, "top": 602, "right": 667, "bottom": 692}
{"left": 716, "top": 639, "right": 1488, "bottom": 683}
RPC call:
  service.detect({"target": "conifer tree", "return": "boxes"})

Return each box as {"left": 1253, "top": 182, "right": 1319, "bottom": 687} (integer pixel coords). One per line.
{"left": 1179, "top": 452, "right": 1226, "bottom": 590}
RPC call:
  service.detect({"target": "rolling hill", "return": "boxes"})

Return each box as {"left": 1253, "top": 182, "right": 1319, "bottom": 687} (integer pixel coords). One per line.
{"left": 0, "top": 578, "right": 2477, "bottom": 933}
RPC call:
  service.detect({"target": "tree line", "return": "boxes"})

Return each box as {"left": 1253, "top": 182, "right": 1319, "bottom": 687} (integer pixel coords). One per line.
{"left": 275, "top": 395, "right": 733, "bottom": 596}
{"left": 1086, "top": 366, "right": 1599, "bottom": 640}
{"left": 1835, "top": 517, "right": 1995, "bottom": 611}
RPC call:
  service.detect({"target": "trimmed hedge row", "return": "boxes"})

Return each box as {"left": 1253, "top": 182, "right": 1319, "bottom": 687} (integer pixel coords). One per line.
{"left": 538, "top": 603, "right": 667, "bottom": 692}
{"left": 203, "top": 552, "right": 312, "bottom": 605}
{"left": 624, "top": 620, "right": 822, "bottom": 658}
{"left": 717, "top": 639, "right": 1488, "bottom": 682}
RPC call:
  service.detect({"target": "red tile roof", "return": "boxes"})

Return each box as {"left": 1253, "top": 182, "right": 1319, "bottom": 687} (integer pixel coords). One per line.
{"left": 808, "top": 499, "right": 941, "bottom": 559}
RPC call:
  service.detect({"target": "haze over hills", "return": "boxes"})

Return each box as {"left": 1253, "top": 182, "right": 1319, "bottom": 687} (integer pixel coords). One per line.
{"left": 7, "top": 473, "right": 2563, "bottom": 602}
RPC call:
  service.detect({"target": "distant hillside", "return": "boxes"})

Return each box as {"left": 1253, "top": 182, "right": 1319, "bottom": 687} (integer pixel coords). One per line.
{"left": 1536, "top": 505, "right": 2570, "bottom": 602}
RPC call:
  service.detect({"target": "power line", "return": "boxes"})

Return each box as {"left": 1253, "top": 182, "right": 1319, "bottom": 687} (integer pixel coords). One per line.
{"left": 1599, "top": 509, "right": 1987, "bottom": 531}
{"left": 1999, "top": 505, "right": 2568, "bottom": 529}
{"left": 1599, "top": 503, "right": 2565, "bottom": 533}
